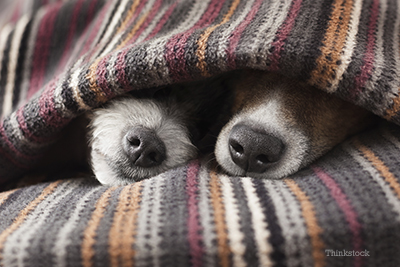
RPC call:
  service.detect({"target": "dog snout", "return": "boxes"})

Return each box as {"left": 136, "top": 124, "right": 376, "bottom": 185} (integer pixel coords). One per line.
{"left": 123, "top": 127, "right": 167, "bottom": 168}
{"left": 228, "top": 124, "right": 285, "bottom": 173}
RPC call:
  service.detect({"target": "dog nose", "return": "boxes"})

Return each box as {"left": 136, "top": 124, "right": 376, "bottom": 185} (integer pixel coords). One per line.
{"left": 228, "top": 124, "right": 285, "bottom": 173}
{"left": 123, "top": 127, "right": 166, "bottom": 168}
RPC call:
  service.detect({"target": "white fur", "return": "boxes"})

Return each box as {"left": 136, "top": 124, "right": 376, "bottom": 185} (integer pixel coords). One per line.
{"left": 215, "top": 93, "right": 309, "bottom": 179}
{"left": 89, "top": 97, "right": 197, "bottom": 185}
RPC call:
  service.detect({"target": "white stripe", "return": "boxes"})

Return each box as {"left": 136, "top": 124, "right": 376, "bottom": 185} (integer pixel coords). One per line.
{"left": 329, "top": 0, "right": 363, "bottom": 91}
{"left": 2, "top": 180, "right": 82, "bottom": 267}
{"left": 18, "top": 8, "right": 45, "bottom": 109}
{"left": 70, "top": 63, "right": 91, "bottom": 111}
{"left": 198, "top": 164, "right": 217, "bottom": 266}
{"left": 241, "top": 179, "right": 273, "bottom": 267}
{"left": 85, "top": 0, "right": 129, "bottom": 61}
{"left": 101, "top": 0, "right": 158, "bottom": 55}
{"left": 0, "top": 24, "right": 12, "bottom": 117}
{"left": 97, "top": 0, "right": 133, "bottom": 58}
{"left": 264, "top": 180, "right": 314, "bottom": 267}
{"left": 364, "top": 0, "right": 387, "bottom": 97}
{"left": 3, "top": 15, "right": 30, "bottom": 116}
{"left": 133, "top": 173, "right": 165, "bottom": 267}
{"left": 53, "top": 185, "right": 103, "bottom": 267}
{"left": 220, "top": 175, "right": 246, "bottom": 267}
{"left": 343, "top": 140, "right": 400, "bottom": 222}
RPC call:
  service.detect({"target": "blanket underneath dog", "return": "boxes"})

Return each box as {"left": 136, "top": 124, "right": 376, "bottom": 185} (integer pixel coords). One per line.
{"left": 1, "top": 0, "right": 400, "bottom": 266}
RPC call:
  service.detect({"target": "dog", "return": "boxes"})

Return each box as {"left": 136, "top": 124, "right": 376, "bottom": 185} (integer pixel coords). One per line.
{"left": 88, "top": 77, "right": 229, "bottom": 185}
{"left": 88, "top": 70, "right": 375, "bottom": 185}
{"left": 214, "top": 70, "right": 375, "bottom": 179}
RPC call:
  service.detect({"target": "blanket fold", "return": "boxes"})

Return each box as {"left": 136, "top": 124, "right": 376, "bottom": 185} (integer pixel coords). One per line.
{"left": 1, "top": 1, "right": 400, "bottom": 266}
{"left": 1, "top": 0, "right": 400, "bottom": 183}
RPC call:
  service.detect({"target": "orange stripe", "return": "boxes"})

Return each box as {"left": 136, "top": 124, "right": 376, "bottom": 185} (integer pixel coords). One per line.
{"left": 285, "top": 179, "right": 325, "bottom": 267}
{"left": 85, "top": 0, "right": 145, "bottom": 105}
{"left": 0, "top": 188, "right": 18, "bottom": 206}
{"left": 353, "top": 137, "right": 400, "bottom": 198}
{"left": 209, "top": 170, "right": 230, "bottom": 267}
{"left": 86, "top": 58, "right": 108, "bottom": 105}
{"left": 116, "top": 0, "right": 141, "bottom": 35}
{"left": 117, "top": 10, "right": 151, "bottom": 49}
{"left": 81, "top": 186, "right": 118, "bottom": 267}
{"left": 385, "top": 92, "right": 400, "bottom": 120}
{"left": 196, "top": 0, "right": 241, "bottom": 77}
{"left": 309, "top": 0, "right": 353, "bottom": 90}
{"left": 0, "top": 181, "right": 62, "bottom": 260}
{"left": 108, "top": 182, "right": 142, "bottom": 267}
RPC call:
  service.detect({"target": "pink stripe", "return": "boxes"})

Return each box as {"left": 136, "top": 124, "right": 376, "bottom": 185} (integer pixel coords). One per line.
{"left": 81, "top": 1, "right": 113, "bottom": 59}
{"left": 165, "top": 0, "right": 226, "bottom": 81}
{"left": 122, "top": 0, "right": 149, "bottom": 35}
{"left": 0, "top": 122, "right": 39, "bottom": 161}
{"left": 186, "top": 160, "right": 203, "bottom": 267}
{"left": 10, "top": 1, "right": 22, "bottom": 23}
{"left": 268, "top": 0, "right": 303, "bottom": 71}
{"left": 125, "top": 0, "right": 163, "bottom": 45}
{"left": 16, "top": 107, "right": 54, "bottom": 143}
{"left": 352, "top": 0, "right": 379, "bottom": 99}
{"left": 28, "top": 3, "right": 63, "bottom": 98}
{"left": 227, "top": 0, "right": 263, "bottom": 69}
{"left": 38, "top": 78, "right": 70, "bottom": 128}
{"left": 313, "top": 166, "right": 363, "bottom": 267}
{"left": 96, "top": 54, "right": 116, "bottom": 97}
{"left": 0, "top": 123, "right": 30, "bottom": 169}
{"left": 55, "top": 0, "right": 86, "bottom": 74}
{"left": 144, "top": 2, "right": 178, "bottom": 41}
{"left": 112, "top": 0, "right": 164, "bottom": 91}
{"left": 114, "top": 49, "right": 131, "bottom": 92}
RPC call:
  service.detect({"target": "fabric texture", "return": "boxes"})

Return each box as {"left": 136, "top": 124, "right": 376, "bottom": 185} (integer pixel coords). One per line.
{"left": 1, "top": 0, "right": 400, "bottom": 266}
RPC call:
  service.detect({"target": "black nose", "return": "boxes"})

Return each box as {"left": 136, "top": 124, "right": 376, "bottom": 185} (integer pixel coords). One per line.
{"left": 228, "top": 124, "right": 285, "bottom": 173}
{"left": 123, "top": 127, "right": 166, "bottom": 168}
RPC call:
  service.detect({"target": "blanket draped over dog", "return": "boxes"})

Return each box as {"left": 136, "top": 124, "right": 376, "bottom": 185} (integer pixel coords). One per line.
{"left": 1, "top": 0, "right": 400, "bottom": 266}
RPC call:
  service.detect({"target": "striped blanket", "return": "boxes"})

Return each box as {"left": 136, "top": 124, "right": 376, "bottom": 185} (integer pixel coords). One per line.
{"left": 1, "top": 0, "right": 400, "bottom": 266}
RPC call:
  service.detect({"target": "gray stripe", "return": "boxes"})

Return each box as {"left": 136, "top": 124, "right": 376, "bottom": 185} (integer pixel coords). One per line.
{"left": 198, "top": 162, "right": 218, "bottom": 266}
{"left": 157, "top": 166, "right": 189, "bottom": 267}
{"left": 2, "top": 180, "right": 79, "bottom": 267}
{"left": 264, "top": 180, "right": 313, "bottom": 267}
{"left": 134, "top": 173, "right": 166, "bottom": 267}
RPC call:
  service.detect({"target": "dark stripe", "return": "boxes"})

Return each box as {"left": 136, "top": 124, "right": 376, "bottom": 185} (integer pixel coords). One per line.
{"left": 230, "top": 178, "right": 259, "bottom": 267}
{"left": 12, "top": 18, "right": 33, "bottom": 113}
{"left": 158, "top": 166, "right": 190, "bottom": 267}
{"left": 253, "top": 179, "right": 286, "bottom": 267}
{"left": 28, "top": 2, "right": 63, "bottom": 98}
{"left": 164, "top": 0, "right": 228, "bottom": 82}
{"left": 275, "top": 0, "right": 335, "bottom": 80}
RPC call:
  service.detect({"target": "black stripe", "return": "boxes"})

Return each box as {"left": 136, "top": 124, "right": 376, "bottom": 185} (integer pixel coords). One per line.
{"left": 230, "top": 178, "right": 260, "bottom": 267}
{"left": 253, "top": 178, "right": 286, "bottom": 267}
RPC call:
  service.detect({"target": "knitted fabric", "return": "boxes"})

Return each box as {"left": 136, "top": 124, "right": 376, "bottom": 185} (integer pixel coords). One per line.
{"left": 1, "top": 0, "right": 400, "bottom": 266}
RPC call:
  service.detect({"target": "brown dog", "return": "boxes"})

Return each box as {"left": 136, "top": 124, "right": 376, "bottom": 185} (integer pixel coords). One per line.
{"left": 215, "top": 70, "right": 375, "bottom": 179}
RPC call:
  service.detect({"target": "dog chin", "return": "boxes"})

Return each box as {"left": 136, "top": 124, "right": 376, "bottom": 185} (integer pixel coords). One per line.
{"left": 89, "top": 97, "right": 197, "bottom": 186}
{"left": 214, "top": 105, "right": 310, "bottom": 179}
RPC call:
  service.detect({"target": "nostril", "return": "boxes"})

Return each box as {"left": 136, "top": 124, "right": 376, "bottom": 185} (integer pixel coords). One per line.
{"left": 230, "top": 139, "right": 244, "bottom": 155}
{"left": 128, "top": 136, "right": 141, "bottom": 147}
{"left": 256, "top": 154, "right": 270, "bottom": 165}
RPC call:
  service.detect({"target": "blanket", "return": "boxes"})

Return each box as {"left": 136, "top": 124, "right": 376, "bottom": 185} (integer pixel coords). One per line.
{"left": 1, "top": 0, "right": 400, "bottom": 266}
